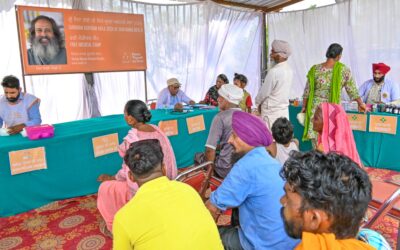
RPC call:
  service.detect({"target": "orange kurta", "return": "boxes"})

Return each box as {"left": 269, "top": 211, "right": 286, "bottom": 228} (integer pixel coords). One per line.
{"left": 295, "top": 232, "right": 375, "bottom": 250}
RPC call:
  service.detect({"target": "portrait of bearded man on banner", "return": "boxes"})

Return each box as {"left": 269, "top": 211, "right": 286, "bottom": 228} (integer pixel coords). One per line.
{"left": 27, "top": 14, "right": 67, "bottom": 65}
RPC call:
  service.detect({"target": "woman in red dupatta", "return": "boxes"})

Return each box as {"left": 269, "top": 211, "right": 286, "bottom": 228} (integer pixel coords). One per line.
{"left": 312, "top": 102, "right": 362, "bottom": 166}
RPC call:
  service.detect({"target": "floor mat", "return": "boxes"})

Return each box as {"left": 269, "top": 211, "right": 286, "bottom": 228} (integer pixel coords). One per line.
{"left": 1, "top": 167, "right": 399, "bottom": 250}
{"left": 0, "top": 194, "right": 112, "bottom": 250}
{"left": 367, "top": 207, "right": 399, "bottom": 249}
{"left": 365, "top": 167, "right": 400, "bottom": 183}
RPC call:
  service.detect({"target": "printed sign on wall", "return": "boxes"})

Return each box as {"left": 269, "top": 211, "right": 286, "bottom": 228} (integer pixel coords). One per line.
{"left": 9, "top": 147, "right": 47, "bottom": 175}
{"left": 158, "top": 120, "right": 178, "bottom": 136}
{"left": 346, "top": 114, "right": 367, "bottom": 131}
{"left": 369, "top": 115, "right": 397, "bottom": 135}
{"left": 92, "top": 133, "right": 119, "bottom": 157}
{"left": 16, "top": 5, "right": 146, "bottom": 75}
{"left": 186, "top": 115, "right": 205, "bottom": 134}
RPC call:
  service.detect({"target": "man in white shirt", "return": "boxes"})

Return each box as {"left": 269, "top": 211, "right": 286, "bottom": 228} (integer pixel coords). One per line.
{"left": 156, "top": 78, "right": 195, "bottom": 109}
{"left": 255, "top": 40, "right": 293, "bottom": 129}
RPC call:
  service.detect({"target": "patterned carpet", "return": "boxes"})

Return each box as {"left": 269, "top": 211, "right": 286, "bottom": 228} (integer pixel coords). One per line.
{"left": 0, "top": 167, "right": 398, "bottom": 250}
{"left": 365, "top": 166, "right": 400, "bottom": 183}
{"left": 0, "top": 194, "right": 111, "bottom": 250}
{"left": 366, "top": 207, "right": 399, "bottom": 249}
{"left": 364, "top": 167, "right": 400, "bottom": 249}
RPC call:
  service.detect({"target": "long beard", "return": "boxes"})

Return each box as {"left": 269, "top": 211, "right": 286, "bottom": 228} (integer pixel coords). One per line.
{"left": 31, "top": 37, "right": 60, "bottom": 62}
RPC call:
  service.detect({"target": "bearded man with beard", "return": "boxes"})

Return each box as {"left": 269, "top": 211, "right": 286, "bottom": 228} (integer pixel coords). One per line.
{"left": 279, "top": 150, "right": 386, "bottom": 250}
{"left": 206, "top": 111, "right": 299, "bottom": 250}
{"left": 359, "top": 63, "right": 400, "bottom": 104}
{"left": 0, "top": 75, "right": 41, "bottom": 134}
{"left": 255, "top": 40, "right": 293, "bottom": 129}
{"left": 27, "top": 15, "right": 67, "bottom": 65}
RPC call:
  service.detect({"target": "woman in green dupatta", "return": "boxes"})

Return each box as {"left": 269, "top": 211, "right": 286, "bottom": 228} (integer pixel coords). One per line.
{"left": 300, "top": 43, "right": 366, "bottom": 145}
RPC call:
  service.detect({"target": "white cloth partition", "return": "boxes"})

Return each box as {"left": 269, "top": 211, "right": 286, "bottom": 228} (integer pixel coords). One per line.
{"left": 91, "top": 1, "right": 263, "bottom": 115}
{"left": 0, "top": 0, "right": 263, "bottom": 120}
{"left": 268, "top": 0, "right": 400, "bottom": 100}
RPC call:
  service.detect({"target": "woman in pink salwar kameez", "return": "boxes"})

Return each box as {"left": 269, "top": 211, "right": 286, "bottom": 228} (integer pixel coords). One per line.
{"left": 97, "top": 100, "right": 177, "bottom": 233}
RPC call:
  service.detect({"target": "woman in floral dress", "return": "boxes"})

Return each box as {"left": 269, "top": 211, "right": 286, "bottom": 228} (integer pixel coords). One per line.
{"left": 300, "top": 43, "right": 366, "bottom": 144}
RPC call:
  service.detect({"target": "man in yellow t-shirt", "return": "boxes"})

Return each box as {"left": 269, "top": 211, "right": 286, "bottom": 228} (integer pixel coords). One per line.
{"left": 280, "top": 151, "right": 378, "bottom": 250}
{"left": 113, "top": 139, "right": 223, "bottom": 250}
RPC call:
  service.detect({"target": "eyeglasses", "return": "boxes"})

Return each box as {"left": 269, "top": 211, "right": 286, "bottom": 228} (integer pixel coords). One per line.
{"left": 173, "top": 86, "right": 180, "bottom": 90}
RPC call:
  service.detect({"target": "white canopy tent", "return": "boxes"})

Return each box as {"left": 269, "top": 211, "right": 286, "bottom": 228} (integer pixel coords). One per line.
{"left": 1, "top": 0, "right": 264, "bottom": 124}
{"left": 1, "top": 0, "right": 398, "bottom": 125}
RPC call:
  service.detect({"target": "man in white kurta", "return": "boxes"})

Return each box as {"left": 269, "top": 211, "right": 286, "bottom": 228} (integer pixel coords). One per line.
{"left": 255, "top": 40, "right": 293, "bottom": 129}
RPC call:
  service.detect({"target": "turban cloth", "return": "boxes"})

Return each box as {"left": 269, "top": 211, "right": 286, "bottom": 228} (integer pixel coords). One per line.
{"left": 372, "top": 63, "right": 390, "bottom": 75}
{"left": 218, "top": 84, "right": 243, "bottom": 105}
{"left": 272, "top": 40, "right": 291, "bottom": 59}
{"left": 232, "top": 111, "right": 273, "bottom": 147}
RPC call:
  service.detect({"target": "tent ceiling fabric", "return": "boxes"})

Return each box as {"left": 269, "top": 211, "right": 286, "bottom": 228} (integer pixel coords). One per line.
{"left": 210, "top": 0, "right": 303, "bottom": 12}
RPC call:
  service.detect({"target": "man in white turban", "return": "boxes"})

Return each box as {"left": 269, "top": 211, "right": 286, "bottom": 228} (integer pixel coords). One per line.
{"left": 203, "top": 84, "right": 243, "bottom": 178}
{"left": 255, "top": 40, "right": 293, "bottom": 129}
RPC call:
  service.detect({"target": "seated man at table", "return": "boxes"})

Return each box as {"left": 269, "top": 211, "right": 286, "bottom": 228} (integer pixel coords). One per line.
{"left": 202, "top": 84, "right": 243, "bottom": 178}
{"left": 280, "top": 150, "right": 375, "bottom": 249}
{"left": 359, "top": 63, "right": 400, "bottom": 104}
{"left": 0, "top": 75, "right": 41, "bottom": 134}
{"left": 156, "top": 77, "right": 195, "bottom": 110}
{"left": 206, "top": 111, "right": 299, "bottom": 250}
{"left": 113, "top": 139, "right": 223, "bottom": 250}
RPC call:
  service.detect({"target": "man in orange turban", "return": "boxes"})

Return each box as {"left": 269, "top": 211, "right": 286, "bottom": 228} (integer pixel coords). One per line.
{"left": 359, "top": 62, "right": 400, "bottom": 104}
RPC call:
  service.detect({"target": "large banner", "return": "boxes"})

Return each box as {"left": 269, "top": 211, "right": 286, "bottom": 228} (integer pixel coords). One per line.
{"left": 16, "top": 5, "right": 147, "bottom": 75}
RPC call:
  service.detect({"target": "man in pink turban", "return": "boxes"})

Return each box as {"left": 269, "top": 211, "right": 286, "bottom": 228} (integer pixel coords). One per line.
{"left": 206, "top": 111, "right": 299, "bottom": 250}
{"left": 359, "top": 62, "right": 400, "bottom": 104}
